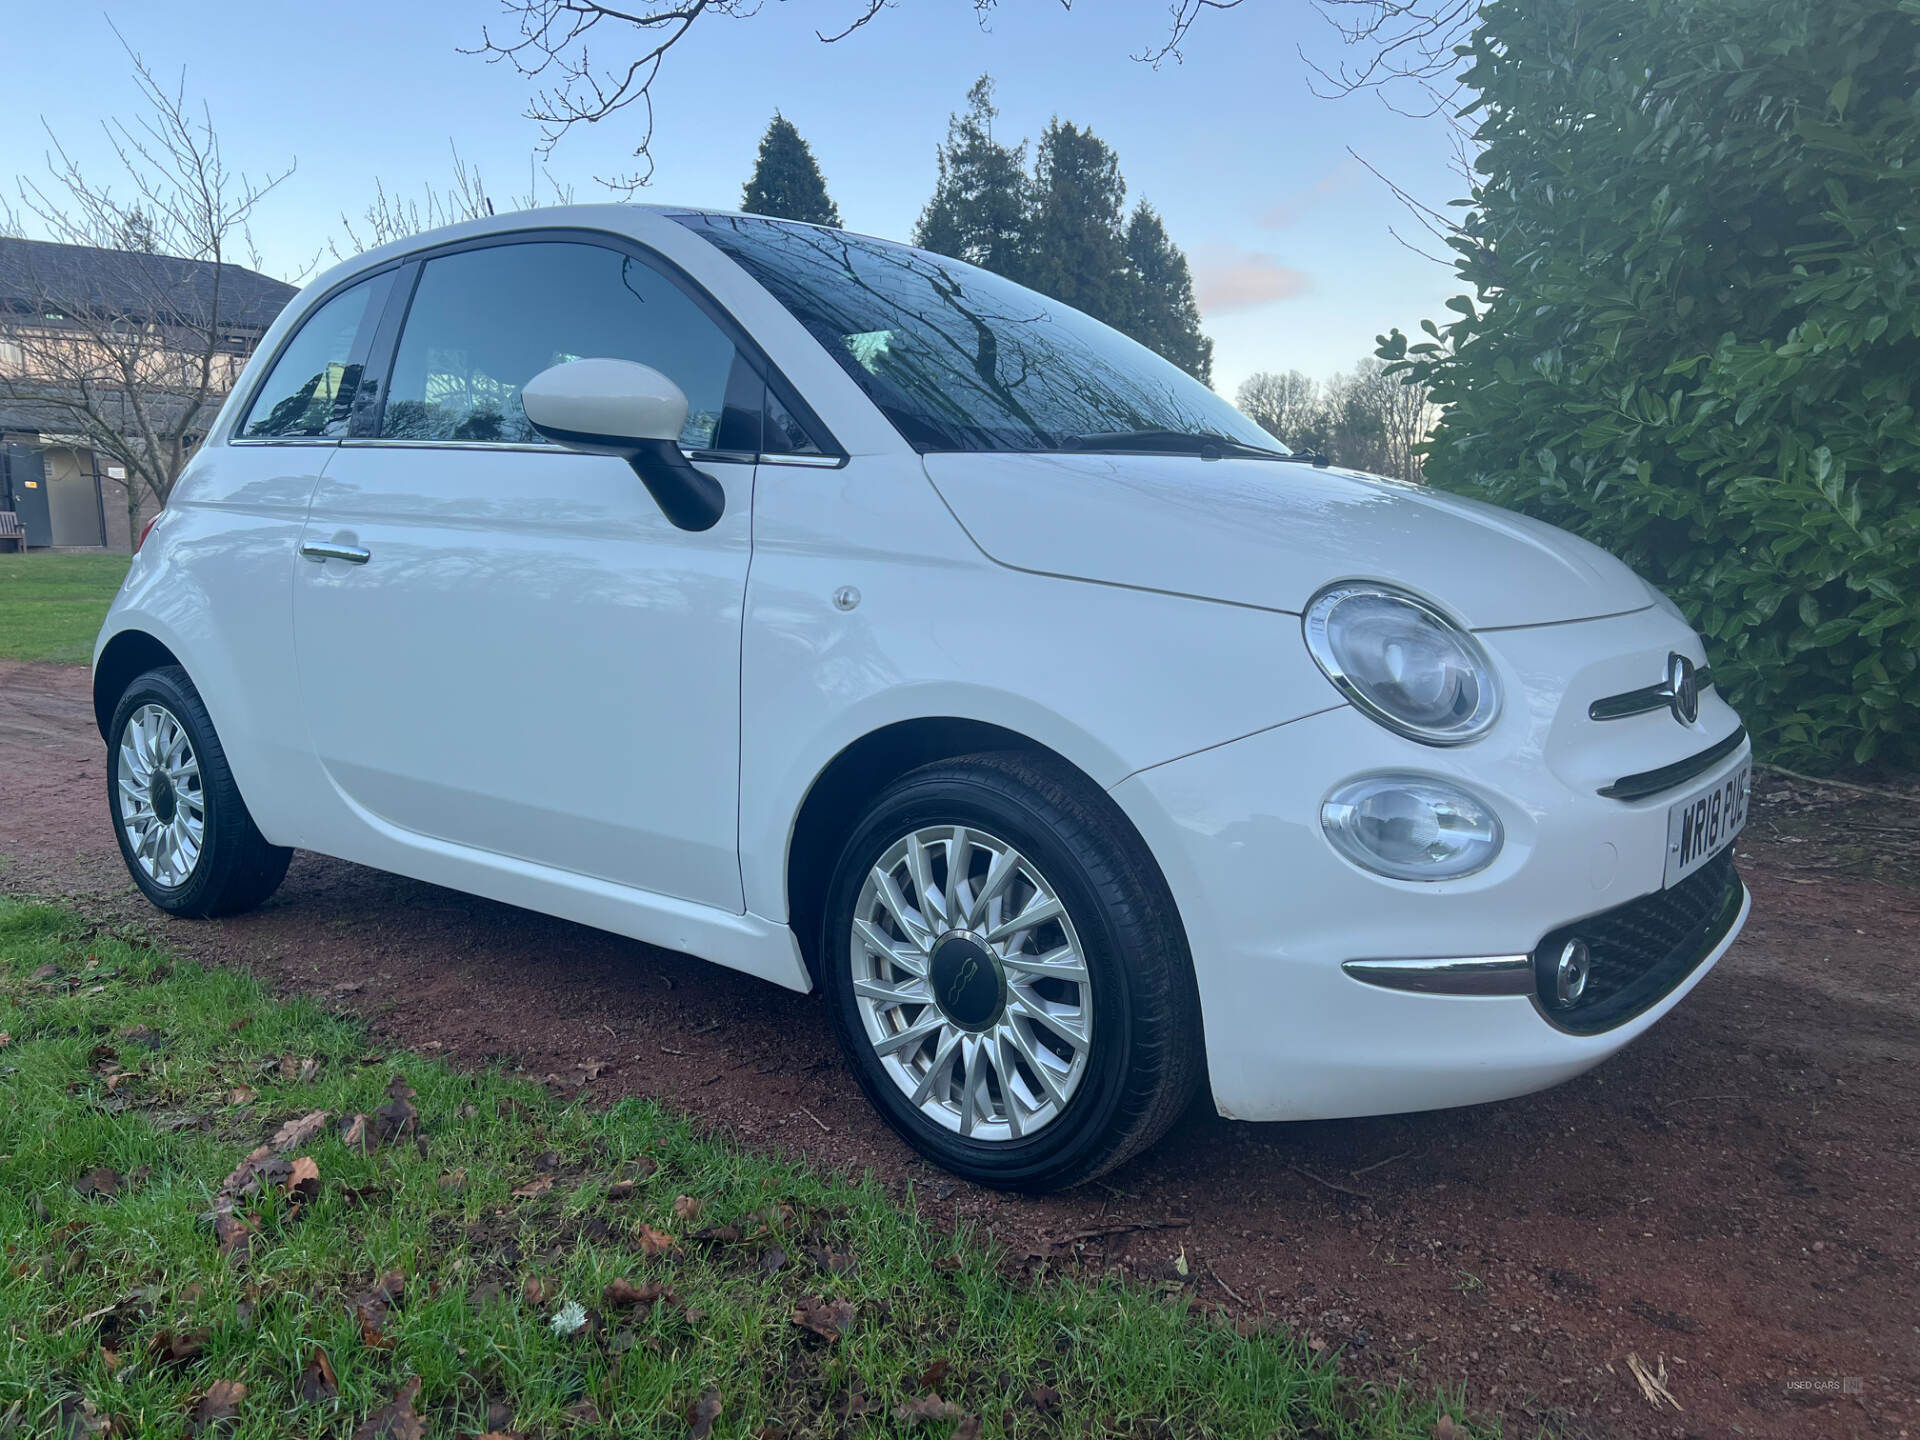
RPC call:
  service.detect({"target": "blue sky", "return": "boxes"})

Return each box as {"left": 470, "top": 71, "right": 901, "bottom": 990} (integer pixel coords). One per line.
{"left": 2, "top": 2, "right": 1469, "bottom": 397}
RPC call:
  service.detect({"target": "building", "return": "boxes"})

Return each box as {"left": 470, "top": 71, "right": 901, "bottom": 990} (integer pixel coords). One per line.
{"left": 0, "top": 236, "right": 296, "bottom": 551}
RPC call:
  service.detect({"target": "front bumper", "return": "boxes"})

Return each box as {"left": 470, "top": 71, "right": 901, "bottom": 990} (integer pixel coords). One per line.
{"left": 1108, "top": 607, "right": 1752, "bottom": 1123}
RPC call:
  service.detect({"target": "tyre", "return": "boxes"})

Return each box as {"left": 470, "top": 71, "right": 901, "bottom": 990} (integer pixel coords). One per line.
{"left": 821, "top": 752, "right": 1203, "bottom": 1191}
{"left": 106, "top": 666, "right": 292, "bottom": 918}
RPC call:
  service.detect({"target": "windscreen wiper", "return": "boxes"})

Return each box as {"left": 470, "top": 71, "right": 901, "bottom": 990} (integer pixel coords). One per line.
{"left": 1062, "top": 429, "right": 1322, "bottom": 463}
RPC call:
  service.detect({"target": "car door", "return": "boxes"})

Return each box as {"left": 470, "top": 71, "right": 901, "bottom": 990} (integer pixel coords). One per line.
{"left": 291, "top": 235, "right": 761, "bottom": 912}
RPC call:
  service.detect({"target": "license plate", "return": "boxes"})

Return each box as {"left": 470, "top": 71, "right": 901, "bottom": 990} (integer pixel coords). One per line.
{"left": 1663, "top": 760, "right": 1750, "bottom": 887}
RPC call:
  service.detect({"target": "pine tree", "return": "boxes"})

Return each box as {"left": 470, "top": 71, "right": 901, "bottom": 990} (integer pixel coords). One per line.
{"left": 740, "top": 113, "right": 841, "bottom": 227}
{"left": 1122, "top": 201, "right": 1214, "bottom": 383}
{"left": 913, "top": 77, "right": 1029, "bottom": 280}
{"left": 1020, "top": 119, "right": 1131, "bottom": 328}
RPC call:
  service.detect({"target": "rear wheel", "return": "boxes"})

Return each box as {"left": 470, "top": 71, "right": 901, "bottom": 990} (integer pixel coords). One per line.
{"left": 107, "top": 666, "right": 291, "bottom": 917}
{"left": 821, "top": 752, "right": 1202, "bottom": 1191}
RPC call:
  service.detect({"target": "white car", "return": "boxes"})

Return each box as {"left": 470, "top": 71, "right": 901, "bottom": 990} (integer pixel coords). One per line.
{"left": 94, "top": 207, "right": 1751, "bottom": 1189}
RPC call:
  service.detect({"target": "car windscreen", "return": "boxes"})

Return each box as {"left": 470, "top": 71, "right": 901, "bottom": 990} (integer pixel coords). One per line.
{"left": 672, "top": 212, "right": 1282, "bottom": 455}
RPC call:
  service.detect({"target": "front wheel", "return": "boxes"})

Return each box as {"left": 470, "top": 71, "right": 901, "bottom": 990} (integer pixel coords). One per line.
{"left": 821, "top": 752, "right": 1203, "bottom": 1191}
{"left": 107, "top": 666, "right": 292, "bottom": 918}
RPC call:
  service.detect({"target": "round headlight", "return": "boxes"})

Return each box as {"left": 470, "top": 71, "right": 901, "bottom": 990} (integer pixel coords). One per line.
{"left": 1303, "top": 584, "right": 1500, "bottom": 744}
{"left": 1321, "top": 774, "right": 1504, "bottom": 881}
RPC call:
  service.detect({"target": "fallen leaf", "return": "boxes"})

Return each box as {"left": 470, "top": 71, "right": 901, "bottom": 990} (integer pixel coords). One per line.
{"left": 894, "top": 1395, "right": 964, "bottom": 1423}
{"left": 637, "top": 1223, "right": 676, "bottom": 1257}
{"left": 228, "top": 1086, "right": 256, "bottom": 1106}
{"left": 521, "top": 1276, "right": 555, "bottom": 1307}
{"left": 286, "top": 1156, "right": 321, "bottom": 1203}
{"left": 340, "top": 1114, "right": 371, "bottom": 1150}
{"left": 372, "top": 1076, "right": 418, "bottom": 1145}
{"left": 789, "top": 1296, "right": 856, "bottom": 1343}
{"left": 686, "top": 1388, "right": 722, "bottom": 1439}
{"left": 1026, "top": 1383, "right": 1061, "bottom": 1414}
{"left": 150, "top": 1329, "right": 209, "bottom": 1366}
{"left": 673, "top": 1193, "right": 702, "bottom": 1222}
{"left": 352, "top": 1376, "right": 424, "bottom": 1440}
{"left": 75, "top": 1166, "right": 122, "bottom": 1200}
{"left": 438, "top": 1169, "right": 467, "bottom": 1193}
{"left": 806, "top": 1245, "right": 857, "bottom": 1277}
{"left": 510, "top": 1176, "right": 552, "bottom": 1200}
{"left": 1432, "top": 1417, "right": 1462, "bottom": 1440}
{"left": 271, "top": 1110, "right": 331, "bottom": 1151}
{"left": 299, "top": 1348, "right": 339, "bottom": 1403}
{"left": 0, "top": 1032, "right": 9, "bottom": 1048}
{"left": 606, "top": 1179, "right": 636, "bottom": 1201}
{"left": 349, "top": 1274, "right": 404, "bottom": 1348}
{"left": 758, "top": 1246, "right": 788, "bottom": 1276}
{"left": 531, "top": 1150, "right": 561, "bottom": 1172}
{"left": 192, "top": 1379, "right": 247, "bottom": 1431}
{"left": 603, "top": 1278, "right": 673, "bottom": 1309}
{"left": 956, "top": 1415, "right": 982, "bottom": 1440}
{"left": 1174, "top": 1244, "right": 1189, "bottom": 1278}
{"left": 215, "top": 1214, "right": 259, "bottom": 1262}
{"left": 918, "top": 1359, "right": 951, "bottom": 1392}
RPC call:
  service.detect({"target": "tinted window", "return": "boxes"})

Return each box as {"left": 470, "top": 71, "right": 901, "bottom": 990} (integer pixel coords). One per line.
{"left": 241, "top": 275, "right": 385, "bottom": 438}
{"left": 674, "top": 213, "right": 1278, "bottom": 454}
{"left": 381, "top": 241, "right": 740, "bottom": 449}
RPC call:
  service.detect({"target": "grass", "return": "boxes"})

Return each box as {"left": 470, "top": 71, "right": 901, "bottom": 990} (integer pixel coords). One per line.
{"left": 0, "top": 553, "right": 131, "bottom": 663}
{"left": 0, "top": 900, "right": 1481, "bottom": 1439}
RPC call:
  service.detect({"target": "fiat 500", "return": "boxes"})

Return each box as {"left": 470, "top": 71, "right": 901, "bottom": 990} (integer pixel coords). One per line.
{"left": 94, "top": 207, "right": 1751, "bottom": 1189}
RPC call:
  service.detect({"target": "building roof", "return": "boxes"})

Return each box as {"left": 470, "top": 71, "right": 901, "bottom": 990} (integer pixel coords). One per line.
{"left": 0, "top": 236, "right": 296, "bottom": 332}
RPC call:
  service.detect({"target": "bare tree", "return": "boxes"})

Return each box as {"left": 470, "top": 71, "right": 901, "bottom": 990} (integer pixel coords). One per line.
{"left": 1, "top": 26, "right": 298, "bottom": 541}
{"left": 332, "top": 142, "right": 575, "bottom": 258}
{"left": 468, "top": 0, "right": 1366, "bottom": 190}
{"left": 1236, "top": 369, "right": 1326, "bottom": 451}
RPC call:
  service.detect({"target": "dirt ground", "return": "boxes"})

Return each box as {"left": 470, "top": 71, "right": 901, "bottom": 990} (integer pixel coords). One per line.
{"left": 3, "top": 657, "right": 1915, "bottom": 1440}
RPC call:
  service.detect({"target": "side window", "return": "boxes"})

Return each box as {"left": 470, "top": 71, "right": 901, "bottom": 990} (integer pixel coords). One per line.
{"left": 240, "top": 274, "right": 387, "bottom": 438}
{"left": 380, "top": 241, "right": 741, "bottom": 450}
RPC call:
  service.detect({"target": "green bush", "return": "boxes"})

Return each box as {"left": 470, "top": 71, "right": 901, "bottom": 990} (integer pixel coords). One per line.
{"left": 1383, "top": 0, "right": 1920, "bottom": 768}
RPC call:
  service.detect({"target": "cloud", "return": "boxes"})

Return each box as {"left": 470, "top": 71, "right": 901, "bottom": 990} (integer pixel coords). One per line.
{"left": 1259, "top": 157, "right": 1365, "bottom": 229}
{"left": 1192, "top": 247, "right": 1311, "bottom": 316}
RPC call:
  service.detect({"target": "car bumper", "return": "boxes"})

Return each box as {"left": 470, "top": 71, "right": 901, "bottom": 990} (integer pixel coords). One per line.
{"left": 1109, "top": 641, "right": 1752, "bottom": 1123}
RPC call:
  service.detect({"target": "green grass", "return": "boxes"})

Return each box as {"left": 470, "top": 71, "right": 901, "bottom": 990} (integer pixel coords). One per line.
{"left": 0, "top": 901, "right": 1483, "bottom": 1439}
{"left": 0, "top": 553, "right": 131, "bottom": 663}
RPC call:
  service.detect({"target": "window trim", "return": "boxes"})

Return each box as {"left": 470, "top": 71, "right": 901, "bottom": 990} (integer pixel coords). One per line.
{"left": 327, "top": 226, "right": 846, "bottom": 464}
{"left": 229, "top": 266, "right": 400, "bottom": 446}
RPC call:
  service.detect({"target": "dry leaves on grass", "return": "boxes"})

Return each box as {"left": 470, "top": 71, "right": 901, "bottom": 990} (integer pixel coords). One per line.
{"left": 299, "top": 1348, "right": 339, "bottom": 1404}
{"left": 352, "top": 1376, "right": 425, "bottom": 1440}
{"left": 1432, "top": 1416, "right": 1463, "bottom": 1440}
{"left": 686, "top": 1388, "right": 723, "bottom": 1439}
{"left": 149, "top": 1330, "right": 207, "bottom": 1367}
{"left": 790, "top": 1295, "right": 857, "bottom": 1343}
{"left": 349, "top": 1272, "right": 406, "bottom": 1349}
{"left": 894, "top": 1395, "right": 967, "bottom": 1423}
{"left": 509, "top": 1175, "right": 553, "bottom": 1200}
{"left": 636, "top": 1223, "right": 676, "bottom": 1257}
{"left": 190, "top": 1380, "right": 246, "bottom": 1432}
{"left": 603, "top": 1278, "right": 676, "bottom": 1310}
{"left": 270, "top": 1109, "right": 330, "bottom": 1150}
{"left": 372, "top": 1076, "right": 419, "bottom": 1146}
{"left": 672, "top": 1193, "right": 702, "bottom": 1222}
{"left": 74, "top": 1166, "right": 121, "bottom": 1200}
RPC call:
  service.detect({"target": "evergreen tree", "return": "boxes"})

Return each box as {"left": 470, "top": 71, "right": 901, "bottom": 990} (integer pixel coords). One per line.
{"left": 740, "top": 113, "right": 841, "bottom": 227}
{"left": 1021, "top": 119, "right": 1131, "bottom": 328}
{"left": 913, "top": 77, "right": 1029, "bottom": 281}
{"left": 1122, "top": 201, "right": 1213, "bottom": 383}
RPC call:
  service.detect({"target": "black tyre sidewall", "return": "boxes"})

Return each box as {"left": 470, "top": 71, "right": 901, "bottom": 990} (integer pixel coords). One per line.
{"left": 822, "top": 761, "right": 1156, "bottom": 1190}
{"left": 106, "top": 667, "right": 277, "bottom": 918}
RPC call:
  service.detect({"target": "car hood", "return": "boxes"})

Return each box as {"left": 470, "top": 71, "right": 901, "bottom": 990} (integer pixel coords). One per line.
{"left": 922, "top": 452, "right": 1652, "bottom": 630}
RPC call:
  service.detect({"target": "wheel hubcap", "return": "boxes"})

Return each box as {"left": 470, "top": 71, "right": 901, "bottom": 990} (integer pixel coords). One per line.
{"left": 117, "top": 703, "right": 204, "bottom": 887}
{"left": 850, "top": 825, "right": 1093, "bottom": 1141}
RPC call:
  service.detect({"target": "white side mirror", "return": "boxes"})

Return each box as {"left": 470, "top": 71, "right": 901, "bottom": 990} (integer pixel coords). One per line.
{"left": 521, "top": 358, "right": 724, "bottom": 532}
{"left": 522, "top": 357, "right": 689, "bottom": 450}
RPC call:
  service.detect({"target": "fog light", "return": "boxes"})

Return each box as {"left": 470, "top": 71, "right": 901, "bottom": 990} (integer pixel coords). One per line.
{"left": 1553, "top": 939, "right": 1591, "bottom": 1006}
{"left": 1320, "top": 774, "right": 1504, "bottom": 881}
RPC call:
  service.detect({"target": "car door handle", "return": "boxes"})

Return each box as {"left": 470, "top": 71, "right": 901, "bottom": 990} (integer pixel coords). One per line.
{"left": 300, "top": 541, "right": 371, "bottom": 565}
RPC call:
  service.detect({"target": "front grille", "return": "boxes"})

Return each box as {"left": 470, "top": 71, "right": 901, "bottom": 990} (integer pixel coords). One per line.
{"left": 1534, "top": 849, "right": 1741, "bottom": 1034}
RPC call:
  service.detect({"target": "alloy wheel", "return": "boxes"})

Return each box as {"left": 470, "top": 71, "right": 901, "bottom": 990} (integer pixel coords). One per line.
{"left": 116, "top": 702, "right": 205, "bottom": 888}
{"left": 849, "top": 825, "right": 1093, "bottom": 1140}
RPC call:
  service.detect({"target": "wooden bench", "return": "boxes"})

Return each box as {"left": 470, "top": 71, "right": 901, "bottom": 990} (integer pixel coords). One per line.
{"left": 0, "top": 512, "right": 27, "bottom": 552}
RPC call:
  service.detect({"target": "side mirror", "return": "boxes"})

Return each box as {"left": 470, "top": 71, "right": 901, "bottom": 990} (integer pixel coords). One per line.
{"left": 521, "top": 358, "right": 725, "bottom": 532}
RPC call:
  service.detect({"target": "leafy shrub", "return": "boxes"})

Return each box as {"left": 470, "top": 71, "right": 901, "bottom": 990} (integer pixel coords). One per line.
{"left": 1383, "top": 0, "right": 1920, "bottom": 767}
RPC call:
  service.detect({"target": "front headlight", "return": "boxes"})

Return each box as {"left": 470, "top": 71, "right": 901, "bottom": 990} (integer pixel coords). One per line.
{"left": 1303, "top": 583, "right": 1500, "bottom": 744}
{"left": 1321, "top": 774, "right": 1504, "bottom": 881}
